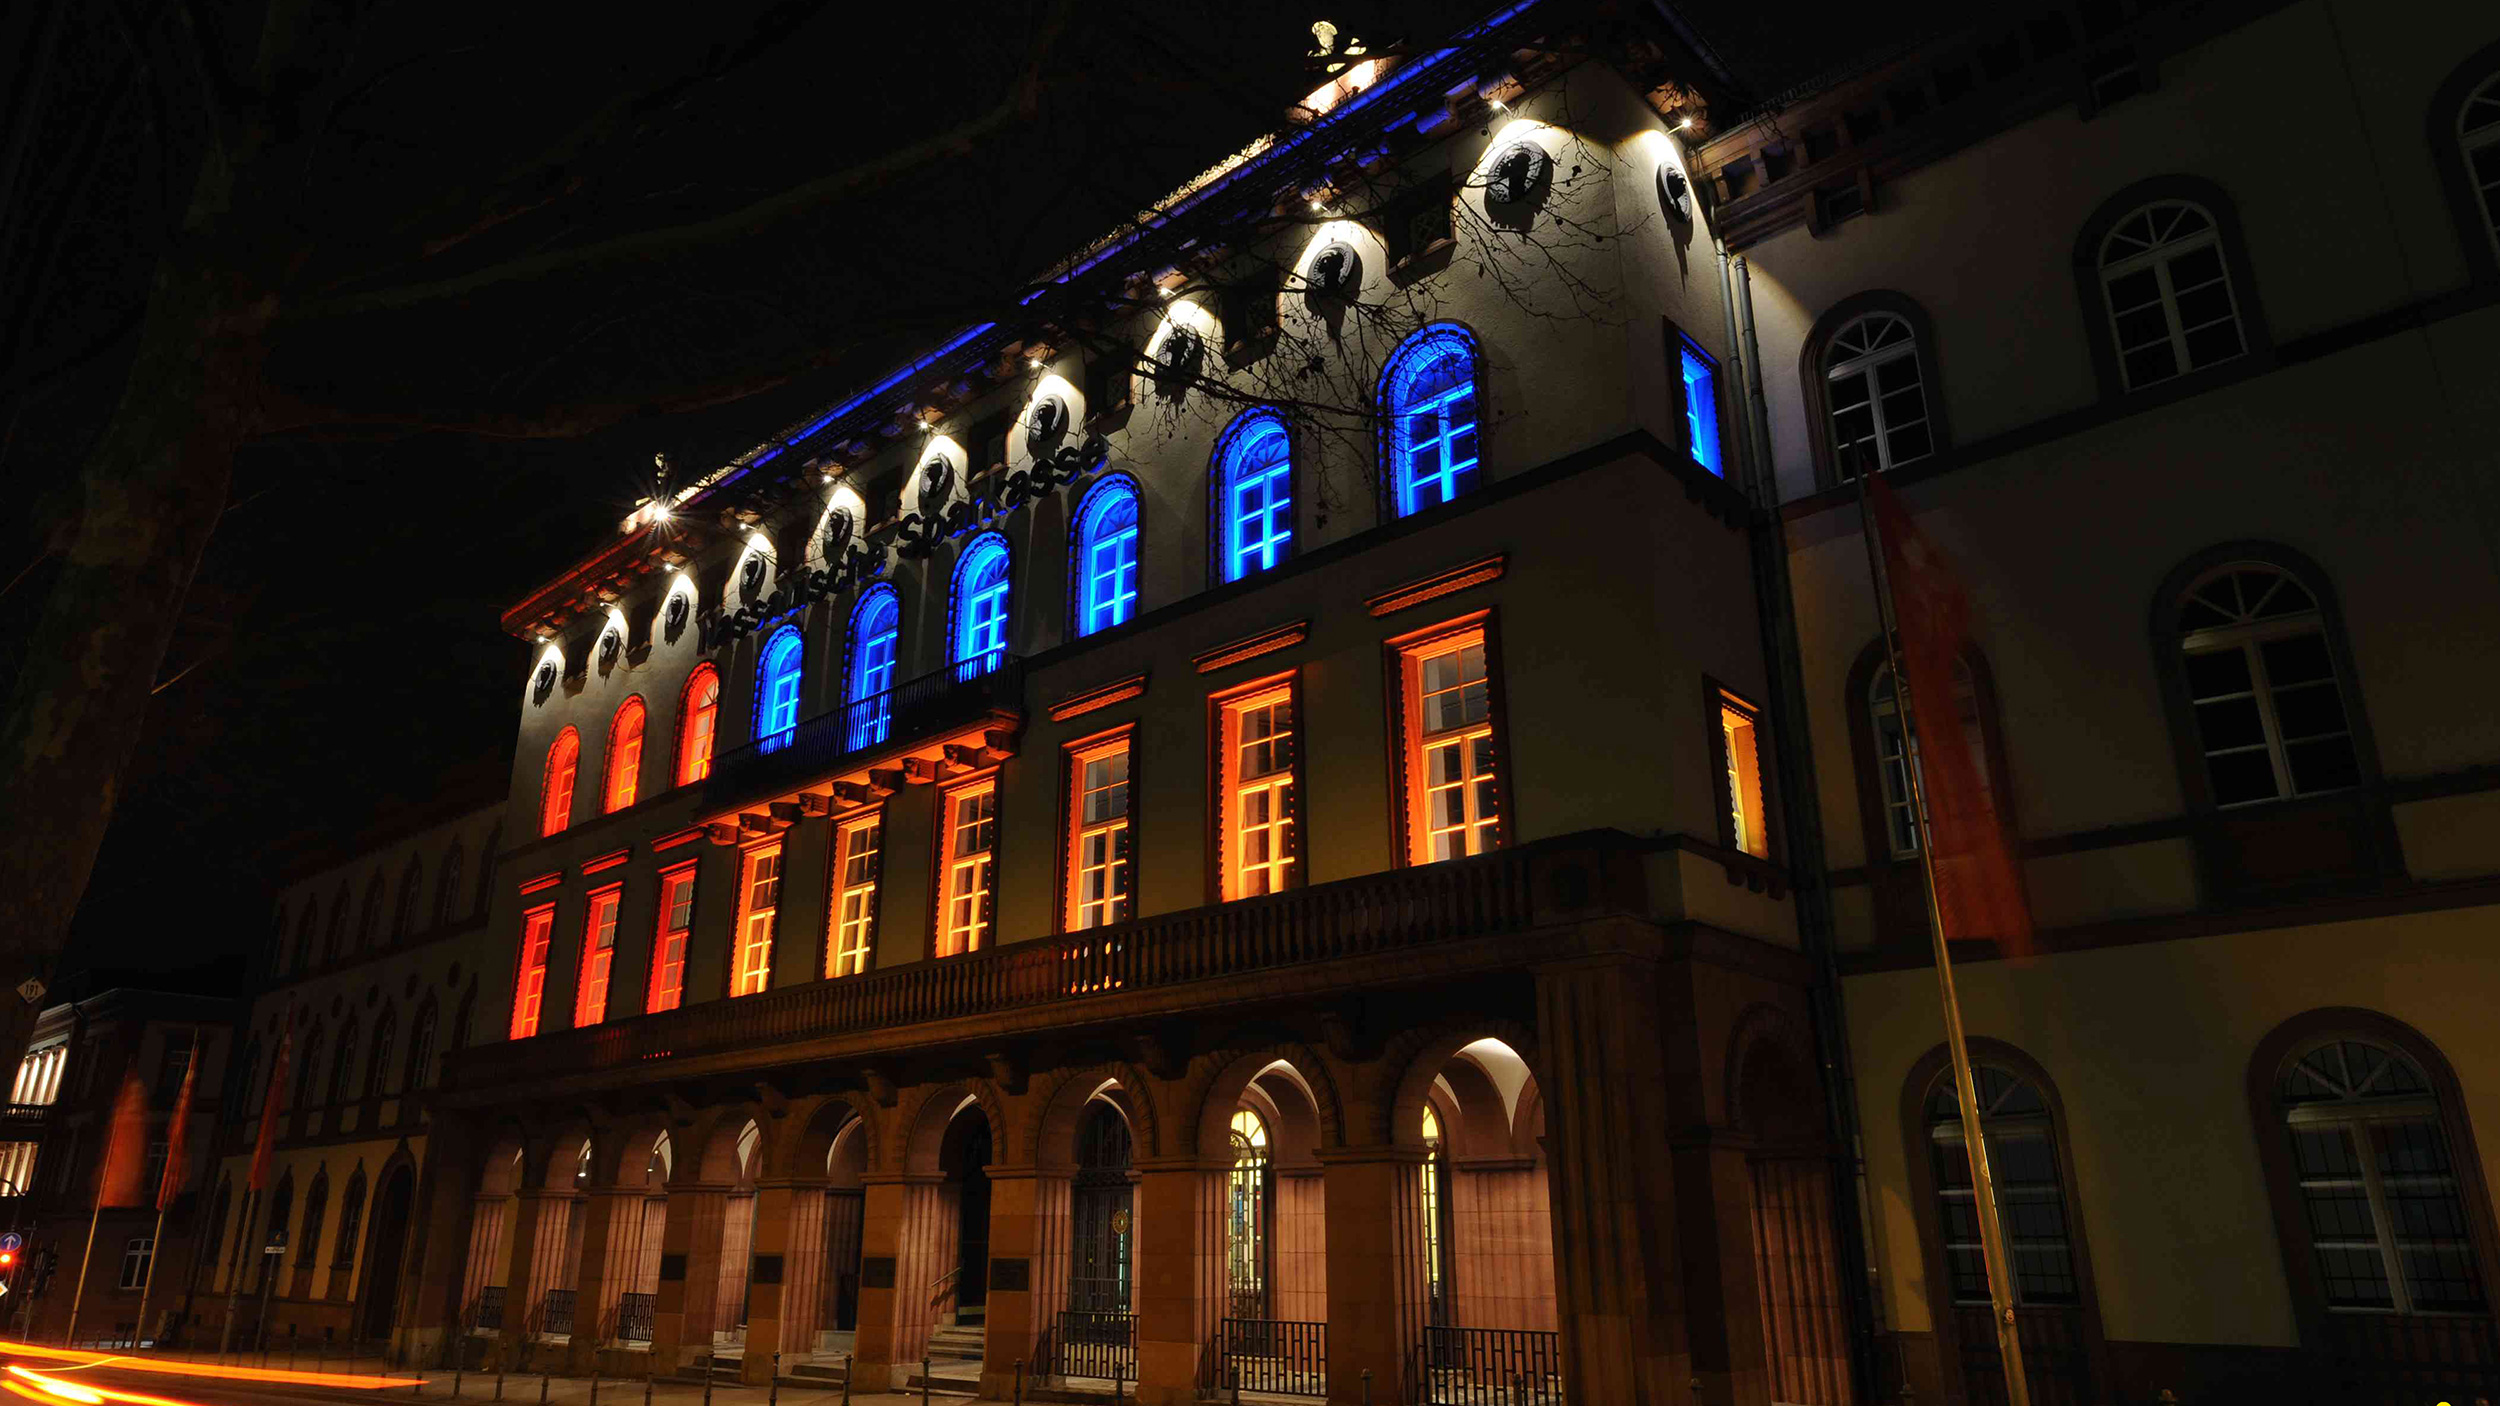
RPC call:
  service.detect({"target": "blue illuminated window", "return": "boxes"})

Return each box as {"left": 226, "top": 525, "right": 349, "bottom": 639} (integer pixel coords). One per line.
{"left": 844, "top": 585, "right": 901, "bottom": 751}
{"left": 1383, "top": 325, "right": 1481, "bottom": 517}
{"left": 755, "top": 627, "right": 804, "bottom": 754}
{"left": 1679, "top": 336, "right": 1724, "bottom": 476}
{"left": 951, "top": 533, "right": 1012, "bottom": 680}
{"left": 1073, "top": 477, "right": 1141, "bottom": 636}
{"left": 1216, "top": 411, "right": 1293, "bottom": 581}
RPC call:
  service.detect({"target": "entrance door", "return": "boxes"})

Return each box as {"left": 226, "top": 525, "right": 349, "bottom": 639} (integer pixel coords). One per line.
{"left": 1069, "top": 1104, "right": 1134, "bottom": 1314}
{"left": 358, "top": 1168, "right": 415, "bottom": 1342}
{"left": 944, "top": 1116, "right": 992, "bottom": 1316}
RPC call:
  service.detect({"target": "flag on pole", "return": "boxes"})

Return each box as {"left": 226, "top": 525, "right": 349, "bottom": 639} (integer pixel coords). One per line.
{"left": 157, "top": 1040, "right": 199, "bottom": 1211}
{"left": 247, "top": 1021, "right": 292, "bottom": 1193}
{"left": 1864, "top": 471, "right": 2033, "bottom": 954}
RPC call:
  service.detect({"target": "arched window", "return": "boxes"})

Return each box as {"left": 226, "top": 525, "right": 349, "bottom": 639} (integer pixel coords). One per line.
{"left": 1224, "top": 1108, "right": 1271, "bottom": 1320}
{"left": 2162, "top": 555, "right": 2364, "bottom": 809}
{"left": 950, "top": 533, "right": 1012, "bottom": 680}
{"left": 1866, "top": 660, "right": 1998, "bottom": 859}
{"left": 1214, "top": 411, "right": 1293, "bottom": 582}
{"left": 1811, "top": 301, "right": 1938, "bottom": 481}
{"left": 328, "top": 1020, "right": 359, "bottom": 1107}
{"left": 333, "top": 1169, "right": 367, "bottom": 1270}
{"left": 676, "top": 664, "right": 720, "bottom": 785}
{"left": 294, "top": 1022, "right": 325, "bottom": 1111}
{"left": 2434, "top": 52, "right": 2500, "bottom": 280}
{"left": 540, "top": 729, "right": 579, "bottom": 836}
{"left": 323, "top": 888, "right": 348, "bottom": 966}
{"left": 755, "top": 628, "right": 804, "bottom": 754}
{"left": 2085, "top": 189, "right": 2252, "bottom": 392}
{"left": 292, "top": 903, "right": 318, "bottom": 976}
{"left": 2273, "top": 1037, "right": 2488, "bottom": 1315}
{"left": 1381, "top": 324, "right": 1482, "bottom": 518}
{"left": 1420, "top": 1103, "right": 1452, "bottom": 1326}
{"left": 844, "top": 585, "right": 901, "bottom": 751}
{"left": 435, "top": 845, "right": 465, "bottom": 928}
{"left": 603, "top": 697, "right": 646, "bottom": 813}
{"left": 1072, "top": 475, "right": 1141, "bottom": 636}
{"left": 297, "top": 1169, "right": 329, "bottom": 1268}
{"left": 2465, "top": 77, "right": 2500, "bottom": 260}
{"left": 366, "top": 1008, "right": 396, "bottom": 1099}
{"left": 393, "top": 857, "right": 423, "bottom": 941}
{"left": 405, "top": 1004, "right": 440, "bottom": 1092}
{"left": 260, "top": 1175, "right": 294, "bottom": 1288}
{"left": 357, "top": 876, "right": 384, "bottom": 952}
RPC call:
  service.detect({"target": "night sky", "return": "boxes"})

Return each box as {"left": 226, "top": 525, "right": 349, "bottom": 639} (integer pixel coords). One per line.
{"left": 1, "top": 0, "right": 1951, "bottom": 989}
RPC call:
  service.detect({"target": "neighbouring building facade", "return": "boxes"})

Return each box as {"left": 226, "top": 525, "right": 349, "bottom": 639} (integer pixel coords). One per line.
{"left": 195, "top": 793, "right": 505, "bottom": 1354}
{"left": 202, "top": 0, "right": 2500, "bottom": 1403}
{"left": 0, "top": 983, "right": 235, "bottom": 1348}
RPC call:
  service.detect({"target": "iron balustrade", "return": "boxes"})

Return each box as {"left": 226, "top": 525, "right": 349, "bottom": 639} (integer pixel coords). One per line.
{"left": 540, "top": 1288, "right": 575, "bottom": 1338}
{"left": 454, "top": 831, "right": 1652, "bottom": 1092}
{"left": 1212, "top": 1318, "right": 1326, "bottom": 1398}
{"left": 1050, "top": 1310, "right": 1136, "bottom": 1382}
{"left": 2315, "top": 1313, "right": 2500, "bottom": 1406}
{"left": 475, "top": 1285, "right": 506, "bottom": 1331}
{"left": 617, "top": 1292, "right": 655, "bottom": 1344}
{"left": 1417, "top": 1326, "right": 1563, "bottom": 1406}
{"left": 707, "top": 657, "right": 1024, "bottom": 803}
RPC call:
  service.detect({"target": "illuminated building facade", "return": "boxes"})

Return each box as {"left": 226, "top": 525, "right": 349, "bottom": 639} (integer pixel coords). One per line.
{"left": 206, "top": 1, "right": 2500, "bottom": 1403}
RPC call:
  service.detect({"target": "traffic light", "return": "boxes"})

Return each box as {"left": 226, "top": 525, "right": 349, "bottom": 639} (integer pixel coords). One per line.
{"left": 28, "top": 1248, "right": 56, "bottom": 1298}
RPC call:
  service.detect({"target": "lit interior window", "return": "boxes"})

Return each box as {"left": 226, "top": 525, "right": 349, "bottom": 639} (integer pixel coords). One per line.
{"left": 677, "top": 665, "right": 720, "bottom": 785}
{"left": 1077, "top": 479, "right": 1141, "bottom": 636}
{"left": 756, "top": 629, "right": 804, "bottom": 753}
{"left": 1067, "top": 736, "right": 1134, "bottom": 930}
{"left": 940, "top": 781, "right": 999, "bottom": 955}
{"left": 1219, "top": 683, "right": 1298, "bottom": 899}
{"left": 540, "top": 730, "right": 578, "bottom": 837}
{"left": 1719, "top": 691, "right": 1769, "bottom": 859}
{"left": 604, "top": 698, "right": 645, "bottom": 813}
{"left": 829, "top": 814, "right": 883, "bottom": 977}
{"left": 573, "top": 887, "right": 621, "bottom": 1027}
{"left": 509, "top": 906, "right": 555, "bottom": 1039}
{"left": 846, "top": 587, "right": 901, "bottom": 750}
{"left": 1399, "top": 626, "right": 1502, "bottom": 864}
{"left": 1219, "top": 412, "right": 1293, "bottom": 581}
{"left": 953, "top": 536, "right": 1012, "bottom": 680}
{"left": 647, "top": 866, "right": 696, "bottom": 1013}
{"left": 732, "top": 844, "right": 782, "bottom": 996}
{"left": 1680, "top": 336, "right": 1724, "bottom": 477}
{"left": 1386, "top": 327, "right": 1481, "bottom": 517}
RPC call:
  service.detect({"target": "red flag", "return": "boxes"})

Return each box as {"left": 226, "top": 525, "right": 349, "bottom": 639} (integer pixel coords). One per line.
{"left": 1865, "top": 472, "right": 2032, "bottom": 954}
{"left": 247, "top": 1021, "right": 293, "bottom": 1193}
{"left": 157, "top": 1039, "right": 199, "bottom": 1211}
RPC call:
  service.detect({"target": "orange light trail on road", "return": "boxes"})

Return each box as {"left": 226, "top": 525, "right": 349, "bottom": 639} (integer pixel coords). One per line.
{"left": 0, "top": 1341, "right": 415, "bottom": 1390}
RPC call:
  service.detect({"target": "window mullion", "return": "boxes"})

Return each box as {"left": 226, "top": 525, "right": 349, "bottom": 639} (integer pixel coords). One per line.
{"left": 2350, "top": 1120, "right": 2415, "bottom": 1314}
{"left": 2242, "top": 637, "right": 2297, "bottom": 801}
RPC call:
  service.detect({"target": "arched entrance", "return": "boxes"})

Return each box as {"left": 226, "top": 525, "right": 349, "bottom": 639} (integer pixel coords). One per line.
{"left": 1408, "top": 1037, "right": 1561, "bottom": 1401}
{"left": 714, "top": 1121, "right": 761, "bottom": 1345}
{"left": 1069, "top": 1102, "right": 1133, "bottom": 1315}
{"left": 1208, "top": 1059, "right": 1329, "bottom": 1397}
{"left": 940, "top": 1109, "right": 992, "bottom": 1323}
{"left": 358, "top": 1165, "right": 416, "bottom": 1342}
{"left": 825, "top": 1121, "right": 866, "bottom": 1335}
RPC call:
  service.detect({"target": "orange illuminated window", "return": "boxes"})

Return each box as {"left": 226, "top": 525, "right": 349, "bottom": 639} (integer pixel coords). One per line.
{"left": 677, "top": 664, "right": 721, "bottom": 786}
{"left": 540, "top": 729, "right": 579, "bottom": 837}
{"left": 938, "top": 779, "right": 998, "bottom": 956}
{"left": 647, "top": 865, "right": 696, "bottom": 1013}
{"left": 573, "top": 886, "right": 621, "bottom": 1026}
{"left": 510, "top": 905, "right": 556, "bottom": 1039}
{"left": 1716, "top": 688, "right": 1770, "bottom": 859}
{"left": 604, "top": 698, "right": 646, "bottom": 813}
{"left": 1216, "top": 679, "right": 1299, "bottom": 900}
{"left": 1394, "top": 622, "right": 1503, "bottom": 864}
{"left": 828, "top": 814, "right": 883, "bottom": 977}
{"left": 1065, "top": 732, "right": 1134, "bottom": 930}
{"left": 732, "top": 843, "right": 782, "bottom": 996}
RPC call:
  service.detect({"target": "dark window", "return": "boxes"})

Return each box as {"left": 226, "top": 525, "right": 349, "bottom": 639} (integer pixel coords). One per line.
{"left": 2171, "top": 563, "right": 2359, "bottom": 807}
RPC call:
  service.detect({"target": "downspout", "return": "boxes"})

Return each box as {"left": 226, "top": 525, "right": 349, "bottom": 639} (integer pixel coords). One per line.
{"left": 1720, "top": 243, "right": 1885, "bottom": 1406}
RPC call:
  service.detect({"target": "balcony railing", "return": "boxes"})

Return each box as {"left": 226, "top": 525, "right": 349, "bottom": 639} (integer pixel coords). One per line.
{"left": 1418, "top": 1326, "right": 1563, "bottom": 1406}
{"left": 1210, "top": 1318, "right": 1325, "bottom": 1398}
{"left": 453, "top": 831, "right": 1650, "bottom": 1090}
{"left": 707, "top": 657, "right": 1024, "bottom": 804}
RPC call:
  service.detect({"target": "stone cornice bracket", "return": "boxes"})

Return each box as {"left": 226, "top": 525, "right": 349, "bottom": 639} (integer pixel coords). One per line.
{"left": 662, "top": 1093, "right": 699, "bottom": 1128}
{"left": 752, "top": 1081, "right": 791, "bottom": 1120}
{"left": 983, "top": 1051, "right": 1026, "bottom": 1096}
{"left": 1124, "top": 1032, "right": 1178, "bottom": 1079}
{"left": 859, "top": 1066, "right": 898, "bottom": 1107}
{"left": 1319, "top": 1008, "right": 1363, "bottom": 1064}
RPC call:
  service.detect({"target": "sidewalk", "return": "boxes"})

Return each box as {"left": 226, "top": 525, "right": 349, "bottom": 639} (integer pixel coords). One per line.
{"left": 54, "top": 1348, "right": 1026, "bottom": 1405}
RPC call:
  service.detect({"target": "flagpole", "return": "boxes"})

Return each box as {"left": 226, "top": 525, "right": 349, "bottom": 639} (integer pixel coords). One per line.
{"left": 1852, "top": 457, "right": 2032, "bottom": 1406}
{"left": 63, "top": 1084, "right": 124, "bottom": 1348}
{"left": 131, "top": 1030, "right": 197, "bottom": 1351}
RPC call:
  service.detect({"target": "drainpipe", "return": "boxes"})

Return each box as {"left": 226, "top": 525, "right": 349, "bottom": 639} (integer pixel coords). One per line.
{"left": 1719, "top": 243, "right": 1885, "bottom": 1406}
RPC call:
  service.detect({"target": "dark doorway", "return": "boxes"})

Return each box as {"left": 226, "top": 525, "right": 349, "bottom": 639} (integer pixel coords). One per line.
{"left": 358, "top": 1167, "right": 415, "bottom": 1342}
{"left": 942, "top": 1113, "right": 992, "bottom": 1317}
{"left": 1069, "top": 1102, "right": 1133, "bottom": 1313}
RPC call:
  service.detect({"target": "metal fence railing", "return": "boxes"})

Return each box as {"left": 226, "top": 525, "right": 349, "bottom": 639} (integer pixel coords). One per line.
{"left": 617, "top": 1292, "right": 655, "bottom": 1344}
{"left": 540, "top": 1288, "right": 576, "bottom": 1337}
{"left": 1417, "top": 1326, "right": 1562, "bottom": 1406}
{"left": 474, "top": 1285, "right": 506, "bottom": 1331}
{"left": 1212, "top": 1317, "right": 1327, "bottom": 1398}
{"left": 1051, "top": 1309, "right": 1136, "bottom": 1381}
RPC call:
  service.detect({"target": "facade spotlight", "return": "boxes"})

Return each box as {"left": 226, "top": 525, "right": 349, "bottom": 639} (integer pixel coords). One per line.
{"left": 652, "top": 503, "right": 672, "bottom": 523}
{"left": 1679, "top": 116, "right": 1694, "bottom": 130}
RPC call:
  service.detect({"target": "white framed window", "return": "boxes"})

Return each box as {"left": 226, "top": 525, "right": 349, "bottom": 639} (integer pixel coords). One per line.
{"left": 573, "top": 886, "right": 621, "bottom": 1027}
{"left": 1395, "top": 625, "right": 1503, "bottom": 865}
{"left": 1217, "top": 683, "right": 1298, "bottom": 900}
{"left": 732, "top": 844, "right": 783, "bottom": 996}
{"left": 1869, "top": 661, "right": 1994, "bottom": 859}
{"left": 509, "top": 906, "right": 555, "bottom": 1040}
{"left": 1824, "top": 312, "right": 1933, "bottom": 476}
{"left": 2175, "top": 564, "right": 2358, "bottom": 808}
{"left": 1925, "top": 1066, "right": 2080, "bottom": 1307}
{"left": 1066, "top": 735, "right": 1134, "bottom": 930}
{"left": 2097, "top": 201, "right": 2246, "bottom": 389}
{"left": 939, "top": 781, "right": 998, "bottom": 956}
{"left": 121, "top": 1237, "right": 155, "bottom": 1291}
{"left": 2462, "top": 75, "right": 2500, "bottom": 261}
{"left": 828, "top": 815, "right": 882, "bottom": 978}
{"left": 2278, "top": 1039, "right": 2487, "bottom": 1314}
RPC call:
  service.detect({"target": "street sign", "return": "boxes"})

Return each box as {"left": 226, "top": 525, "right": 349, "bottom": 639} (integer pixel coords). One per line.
{"left": 13, "top": 979, "right": 43, "bottom": 1007}
{"left": 1, "top": 1232, "right": 24, "bottom": 1253}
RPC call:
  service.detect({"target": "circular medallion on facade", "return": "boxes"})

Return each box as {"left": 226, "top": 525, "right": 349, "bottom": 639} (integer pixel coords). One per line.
{"left": 1487, "top": 141, "right": 1552, "bottom": 207}
{"left": 1307, "top": 242, "right": 1360, "bottom": 303}
{"left": 1025, "top": 396, "right": 1069, "bottom": 456}
{"left": 740, "top": 553, "right": 768, "bottom": 598}
{"left": 532, "top": 661, "right": 557, "bottom": 705}
{"left": 1658, "top": 163, "right": 1693, "bottom": 223}
{"left": 820, "top": 507, "right": 857, "bottom": 561}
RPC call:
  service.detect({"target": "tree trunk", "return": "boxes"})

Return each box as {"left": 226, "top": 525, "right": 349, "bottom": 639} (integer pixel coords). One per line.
{"left": 0, "top": 251, "right": 272, "bottom": 1064}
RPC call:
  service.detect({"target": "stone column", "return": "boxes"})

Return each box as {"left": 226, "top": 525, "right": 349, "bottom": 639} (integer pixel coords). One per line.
{"left": 1132, "top": 1158, "right": 1222, "bottom": 1406}
{"left": 1536, "top": 954, "right": 1691, "bottom": 1405}
{"left": 1318, "top": 1147, "right": 1429, "bottom": 1406}
{"left": 741, "top": 1179, "right": 829, "bottom": 1384}
{"left": 851, "top": 1172, "right": 944, "bottom": 1393}
{"left": 1275, "top": 1168, "right": 1328, "bottom": 1323}
{"left": 400, "top": 1120, "right": 484, "bottom": 1366}
{"left": 646, "top": 1182, "right": 730, "bottom": 1373}
{"left": 566, "top": 1188, "right": 647, "bottom": 1371}
{"left": 1675, "top": 1137, "right": 1774, "bottom": 1405}
{"left": 497, "top": 1188, "right": 574, "bottom": 1359}
{"left": 978, "top": 1168, "right": 1070, "bottom": 1398}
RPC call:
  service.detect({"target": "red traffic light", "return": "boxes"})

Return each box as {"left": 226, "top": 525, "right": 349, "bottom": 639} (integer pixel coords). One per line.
{"left": 0, "top": 1250, "right": 17, "bottom": 1268}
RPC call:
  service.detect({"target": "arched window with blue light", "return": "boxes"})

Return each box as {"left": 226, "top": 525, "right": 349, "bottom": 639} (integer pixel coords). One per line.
{"left": 1676, "top": 331, "right": 1725, "bottom": 476}
{"left": 755, "top": 626, "right": 804, "bottom": 753}
{"left": 1215, "top": 410, "right": 1293, "bottom": 581}
{"left": 1382, "top": 324, "right": 1481, "bottom": 518}
{"left": 845, "top": 584, "right": 901, "bottom": 751}
{"left": 1073, "top": 475, "right": 1141, "bottom": 636}
{"left": 951, "top": 533, "right": 1012, "bottom": 680}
